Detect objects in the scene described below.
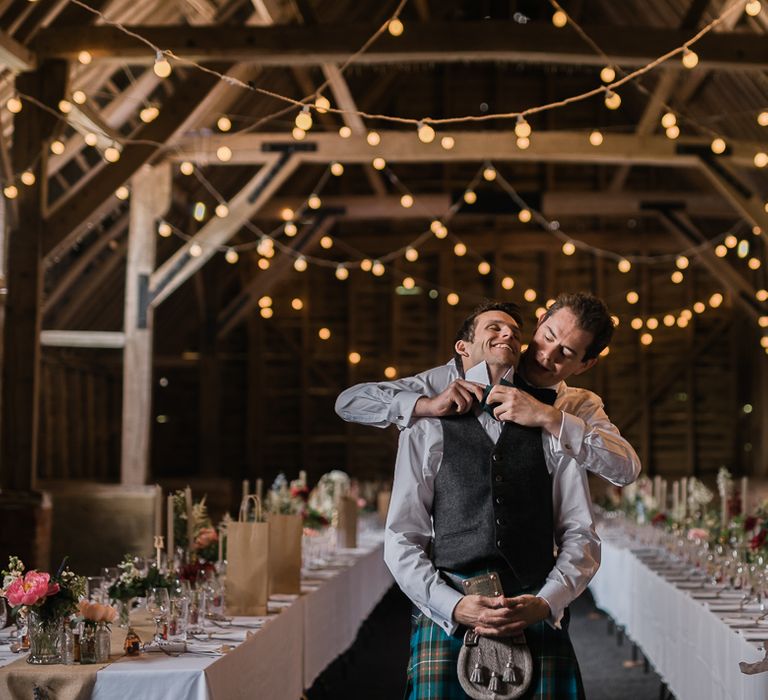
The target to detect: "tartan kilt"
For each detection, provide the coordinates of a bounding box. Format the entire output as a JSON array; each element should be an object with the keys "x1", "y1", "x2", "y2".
[{"x1": 405, "y1": 608, "x2": 585, "y2": 700}]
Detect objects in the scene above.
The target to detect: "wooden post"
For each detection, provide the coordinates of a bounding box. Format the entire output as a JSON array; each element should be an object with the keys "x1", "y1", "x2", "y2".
[
  {"x1": 121, "y1": 163, "x2": 171, "y2": 485},
  {"x1": 0, "y1": 60, "x2": 66, "y2": 492}
]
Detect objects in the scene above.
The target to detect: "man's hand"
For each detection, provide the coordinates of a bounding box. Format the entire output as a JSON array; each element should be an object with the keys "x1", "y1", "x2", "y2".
[
  {"x1": 453, "y1": 594, "x2": 550, "y2": 637},
  {"x1": 412, "y1": 380, "x2": 485, "y2": 417},
  {"x1": 486, "y1": 385, "x2": 562, "y2": 435}
]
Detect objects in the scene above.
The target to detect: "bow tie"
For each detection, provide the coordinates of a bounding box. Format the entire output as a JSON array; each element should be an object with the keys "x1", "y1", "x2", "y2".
[{"x1": 479, "y1": 373, "x2": 557, "y2": 418}]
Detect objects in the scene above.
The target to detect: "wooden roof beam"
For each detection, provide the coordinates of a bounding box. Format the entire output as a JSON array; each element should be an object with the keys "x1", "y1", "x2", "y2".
[
  {"x1": 32, "y1": 22, "x2": 768, "y2": 71},
  {"x1": 0, "y1": 29, "x2": 36, "y2": 72},
  {"x1": 167, "y1": 130, "x2": 760, "y2": 168}
]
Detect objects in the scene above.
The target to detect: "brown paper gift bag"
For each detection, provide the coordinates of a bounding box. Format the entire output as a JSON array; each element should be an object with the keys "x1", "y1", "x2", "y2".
[
  {"x1": 336, "y1": 495, "x2": 358, "y2": 549},
  {"x1": 266, "y1": 513, "x2": 303, "y2": 595},
  {"x1": 225, "y1": 495, "x2": 269, "y2": 616}
]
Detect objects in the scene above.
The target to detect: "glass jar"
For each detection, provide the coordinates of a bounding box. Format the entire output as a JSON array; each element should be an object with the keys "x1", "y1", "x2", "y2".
[
  {"x1": 80, "y1": 622, "x2": 98, "y2": 664},
  {"x1": 26, "y1": 609, "x2": 63, "y2": 665},
  {"x1": 96, "y1": 622, "x2": 110, "y2": 662}
]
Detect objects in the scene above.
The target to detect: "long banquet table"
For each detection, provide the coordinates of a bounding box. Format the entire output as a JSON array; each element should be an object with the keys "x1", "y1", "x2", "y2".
[
  {"x1": 0, "y1": 528, "x2": 393, "y2": 700},
  {"x1": 590, "y1": 523, "x2": 768, "y2": 700}
]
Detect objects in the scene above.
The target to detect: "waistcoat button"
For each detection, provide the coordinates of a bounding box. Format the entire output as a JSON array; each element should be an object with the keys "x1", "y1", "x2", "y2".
[
  {"x1": 491, "y1": 453, "x2": 502, "y2": 462},
  {"x1": 497, "y1": 539, "x2": 504, "y2": 548},
  {"x1": 495, "y1": 475, "x2": 503, "y2": 483},
  {"x1": 496, "y1": 496, "x2": 505, "y2": 505}
]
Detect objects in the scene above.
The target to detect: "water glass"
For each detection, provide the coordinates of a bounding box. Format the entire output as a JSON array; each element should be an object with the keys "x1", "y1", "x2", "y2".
[
  {"x1": 187, "y1": 588, "x2": 206, "y2": 634},
  {"x1": 146, "y1": 587, "x2": 170, "y2": 642},
  {"x1": 86, "y1": 577, "x2": 105, "y2": 603},
  {"x1": 166, "y1": 597, "x2": 189, "y2": 642}
]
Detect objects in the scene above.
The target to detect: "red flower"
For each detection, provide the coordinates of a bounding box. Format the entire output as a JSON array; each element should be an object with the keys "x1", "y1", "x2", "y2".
[
  {"x1": 290, "y1": 485, "x2": 310, "y2": 501},
  {"x1": 652, "y1": 512, "x2": 667, "y2": 525},
  {"x1": 750, "y1": 529, "x2": 767, "y2": 551},
  {"x1": 744, "y1": 516, "x2": 758, "y2": 532}
]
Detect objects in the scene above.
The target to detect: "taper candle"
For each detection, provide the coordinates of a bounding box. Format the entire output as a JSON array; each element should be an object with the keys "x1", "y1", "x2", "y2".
[
  {"x1": 167, "y1": 494, "x2": 175, "y2": 563},
  {"x1": 672, "y1": 481, "x2": 679, "y2": 516},
  {"x1": 154, "y1": 484, "x2": 163, "y2": 537},
  {"x1": 680, "y1": 478, "x2": 687, "y2": 518},
  {"x1": 742, "y1": 477, "x2": 749, "y2": 516},
  {"x1": 185, "y1": 486, "x2": 194, "y2": 550}
]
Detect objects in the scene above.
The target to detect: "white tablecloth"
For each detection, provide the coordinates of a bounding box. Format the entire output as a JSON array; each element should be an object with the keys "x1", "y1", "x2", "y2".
[
  {"x1": 0, "y1": 527, "x2": 393, "y2": 699},
  {"x1": 590, "y1": 532, "x2": 768, "y2": 700}
]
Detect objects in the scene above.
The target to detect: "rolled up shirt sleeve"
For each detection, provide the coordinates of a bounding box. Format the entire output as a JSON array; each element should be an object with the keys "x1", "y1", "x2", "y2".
[
  {"x1": 383, "y1": 419, "x2": 464, "y2": 634},
  {"x1": 547, "y1": 389, "x2": 641, "y2": 486}
]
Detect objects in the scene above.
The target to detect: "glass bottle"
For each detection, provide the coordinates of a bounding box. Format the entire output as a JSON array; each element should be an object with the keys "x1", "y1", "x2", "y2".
[
  {"x1": 96, "y1": 622, "x2": 111, "y2": 662},
  {"x1": 80, "y1": 623, "x2": 98, "y2": 664},
  {"x1": 61, "y1": 619, "x2": 75, "y2": 665}
]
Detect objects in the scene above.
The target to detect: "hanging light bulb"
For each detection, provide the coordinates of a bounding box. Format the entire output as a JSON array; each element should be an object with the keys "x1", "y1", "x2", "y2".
[
  {"x1": 666, "y1": 125, "x2": 680, "y2": 139},
  {"x1": 693, "y1": 301, "x2": 706, "y2": 314},
  {"x1": 626, "y1": 290, "x2": 639, "y2": 304},
  {"x1": 515, "y1": 116, "x2": 532, "y2": 138},
  {"x1": 441, "y1": 136, "x2": 455, "y2": 150},
  {"x1": 260, "y1": 307, "x2": 273, "y2": 319},
  {"x1": 417, "y1": 122, "x2": 435, "y2": 143},
  {"x1": 640, "y1": 333, "x2": 653, "y2": 346},
  {"x1": 58, "y1": 99, "x2": 72, "y2": 114},
  {"x1": 284, "y1": 222, "x2": 297, "y2": 236},
  {"x1": 725, "y1": 234, "x2": 738, "y2": 248},
  {"x1": 215, "y1": 203, "x2": 229, "y2": 218},
  {"x1": 681, "y1": 48, "x2": 699, "y2": 69},
  {"x1": 84, "y1": 132, "x2": 98, "y2": 147},
  {"x1": 518, "y1": 209, "x2": 532, "y2": 223},
  {"x1": 446, "y1": 292, "x2": 460, "y2": 306},
  {"x1": 6, "y1": 96, "x2": 22, "y2": 114},
  {"x1": 463, "y1": 190, "x2": 477, "y2": 204},
  {"x1": 217, "y1": 116, "x2": 232, "y2": 132},
  {"x1": 294, "y1": 256, "x2": 308, "y2": 272},
  {"x1": 483, "y1": 166, "x2": 497, "y2": 181},
  {"x1": 477, "y1": 261, "x2": 491, "y2": 275},
  {"x1": 216, "y1": 146, "x2": 232, "y2": 162},
  {"x1": 3, "y1": 185, "x2": 18, "y2": 199},
  {"x1": 501, "y1": 276, "x2": 514, "y2": 290},
  {"x1": 524, "y1": 288, "x2": 537, "y2": 302},
  {"x1": 611, "y1": 315, "x2": 619, "y2": 326},
  {"x1": 366, "y1": 131, "x2": 381, "y2": 146},
  {"x1": 225, "y1": 248, "x2": 239, "y2": 264},
  {"x1": 710, "y1": 137, "x2": 726, "y2": 154},
  {"x1": 180, "y1": 161, "x2": 194, "y2": 176},
  {"x1": 153, "y1": 53, "x2": 172, "y2": 78},
  {"x1": 292, "y1": 127, "x2": 306, "y2": 141},
  {"x1": 715, "y1": 244, "x2": 727, "y2": 257},
  {"x1": 551, "y1": 10, "x2": 567, "y2": 27},
  {"x1": 320, "y1": 236, "x2": 333, "y2": 249},
  {"x1": 318, "y1": 327, "x2": 331, "y2": 340},
  {"x1": 315, "y1": 95, "x2": 330, "y2": 113},
  {"x1": 295, "y1": 106, "x2": 313, "y2": 131},
  {"x1": 604, "y1": 90, "x2": 621, "y2": 110},
  {"x1": 646, "y1": 318, "x2": 659, "y2": 330},
  {"x1": 348, "y1": 351, "x2": 362, "y2": 364},
  {"x1": 372, "y1": 261, "x2": 386, "y2": 276},
  {"x1": 600, "y1": 66, "x2": 616, "y2": 83},
  {"x1": 308, "y1": 194, "x2": 322, "y2": 209},
  {"x1": 516, "y1": 137, "x2": 530, "y2": 149},
  {"x1": 20, "y1": 170, "x2": 35, "y2": 186},
  {"x1": 339, "y1": 126, "x2": 352, "y2": 138},
  {"x1": 661, "y1": 112, "x2": 677, "y2": 129},
  {"x1": 617, "y1": 258, "x2": 632, "y2": 273},
  {"x1": 630, "y1": 318, "x2": 643, "y2": 330},
  {"x1": 676, "y1": 255, "x2": 689, "y2": 270},
  {"x1": 335, "y1": 265, "x2": 349, "y2": 280},
  {"x1": 258, "y1": 258, "x2": 270, "y2": 270},
  {"x1": 280, "y1": 208, "x2": 295, "y2": 222},
  {"x1": 402, "y1": 277, "x2": 415, "y2": 289},
  {"x1": 115, "y1": 186, "x2": 129, "y2": 200},
  {"x1": 139, "y1": 105, "x2": 159, "y2": 123},
  {"x1": 589, "y1": 130, "x2": 604, "y2": 146},
  {"x1": 671, "y1": 270, "x2": 684, "y2": 284},
  {"x1": 291, "y1": 298, "x2": 304, "y2": 310},
  {"x1": 388, "y1": 18, "x2": 404, "y2": 36},
  {"x1": 78, "y1": 50, "x2": 92, "y2": 65},
  {"x1": 758, "y1": 111, "x2": 768, "y2": 127},
  {"x1": 746, "y1": 0, "x2": 762, "y2": 15},
  {"x1": 50, "y1": 140, "x2": 65, "y2": 155},
  {"x1": 400, "y1": 194, "x2": 414, "y2": 208},
  {"x1": 758, "y1": 289, "x2": 768, "y2": 301},
  {"x1": 749, "y1": 257, "x2": 762, "y2": 269},
  {"x1": 372, "y1": 157, "x2": 386, "y2": 170},
  {"x1": 330, "y1": 162, "x2": 344, "y2": 176},
  {"x1": 360, "y1": 259, "x2": 373, "y2": 272},
  {"x1": 189, "y1": 243, "x2": 203, "y2": 257},
  {"x1": 709, "y1": 293, "x2": 723, "y2": 308},
  {"x1": 158, "y1": 221, "x2": 172, "y2": 237},
  {"x1": 663, "y1": 314, "x2": 675, "y2": 327},
  {"x1": 754, "y1": 152, "x2": 768, "y2": 168},
  {"x1": 453, "y1": 242, "x2": 467, "y2": 257},
  {"x1": 405, "y1": 247, "x2": 419, "y2": 262},
  {"x1": 562, "y1": 241, "x2": 576, "y2": 256}
]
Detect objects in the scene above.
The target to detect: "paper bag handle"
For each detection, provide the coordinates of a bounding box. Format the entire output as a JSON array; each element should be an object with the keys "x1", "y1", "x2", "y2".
[{"x1": 239, "y1": 494, "x2": 263, "y2": 522}]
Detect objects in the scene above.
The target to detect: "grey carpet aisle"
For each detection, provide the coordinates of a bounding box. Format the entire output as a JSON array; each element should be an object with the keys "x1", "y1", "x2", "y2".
[{"x1": 307, "y1": 586, "x2": 670, "y2": 699}]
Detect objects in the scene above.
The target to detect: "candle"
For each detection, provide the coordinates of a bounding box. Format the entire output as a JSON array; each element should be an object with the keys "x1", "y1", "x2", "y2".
[
  {"x1": 256, "y1": 478, "x2": 263, "y2": 503},
  {"x1": 167, "y1": 494, "x2": 175, "y2": 563},
  {"x1": 660, "y1": 480, "x2": 667, "y2": 513},
  {"x1": 741, "y1": 477, "x2": 749, "y2": 516},
  {"x1": 299, "y1": 470, "x2": 307, "y2": 487},
  {"x1": 185, "y1": 486, "x2": 194, "y2": 551},
  {"x1": 672, "y1": 481, "x2": 679, "y2": 517},
  {"x1": 241, "y1": 479, "x2": 249, "y2": 505},
  {"x1": 680, "y1": 478, "x2": 687, "y2": 518},
  {"x1": 217, "y1": 525, "x2": 224, "y2": 564},
  {"x1": 154, "y1": 484, "x2": 163, "y2": 537}
]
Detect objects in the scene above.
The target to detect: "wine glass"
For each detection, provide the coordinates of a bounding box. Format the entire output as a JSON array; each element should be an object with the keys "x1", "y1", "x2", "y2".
[
  {"x1": 146, "y1": 587, "x2": 170, "y2": 642},
  {"x1": 0, "y1": 597, "x2": 7, "y2": 630}
]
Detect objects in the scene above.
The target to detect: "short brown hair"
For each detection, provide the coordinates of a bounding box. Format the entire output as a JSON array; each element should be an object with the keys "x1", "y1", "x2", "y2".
[
  {"x1": 543, "y1": 292, "x2": 614, "y2": 361},
  {"x1": 454, "y1": 300, "x2": 524, "y2": 348}
]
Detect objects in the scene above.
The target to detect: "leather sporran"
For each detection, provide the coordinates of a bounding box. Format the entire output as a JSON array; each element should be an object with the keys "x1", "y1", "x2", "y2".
[{"x1": 454, "y1": 572, "x2": 533, "y2": 699}]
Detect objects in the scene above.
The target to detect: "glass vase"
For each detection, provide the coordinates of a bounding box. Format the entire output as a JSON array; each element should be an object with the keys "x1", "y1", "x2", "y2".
[
  {"x1": 26, "y1": 609, "x2": 63, "y2": 665},
  {"x1": 80, "y1": 623, "x2": 98, "y2": 664},
  {"x1": 117, "y1": 598, "x2": 134, "y2": 628}
]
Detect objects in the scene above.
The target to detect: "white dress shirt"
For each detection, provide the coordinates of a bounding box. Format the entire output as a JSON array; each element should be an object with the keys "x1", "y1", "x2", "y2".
[
  {"x1": 335, "y1": 359, "x2": 641, "y2": 487},
  {"x1": 383, "y1": 363, "x2": 600, "y2": 635}
]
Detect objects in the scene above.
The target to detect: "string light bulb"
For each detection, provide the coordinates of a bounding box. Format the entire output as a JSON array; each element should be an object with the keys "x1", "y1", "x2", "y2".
[
  {"x1": 646, "y1": 318, "x2": 659, "y2": 330},
  {"x1": 400, "y1": 194, "x2": 414, "y2": 208},
  {"x1": 84, "y1": 133, "x2": 98, "y2": 147},
  {"x1": 618, "y1": 258, "x2": 632, "y2": 273},
  {"x1": 524, "y1": 289, "x2": 537, "y2": 302},
  {"x1": 294, "y1": 256, "x2": 308, "y2": 272},
  {"x1": 78, "y1": 50, "x2": 92, "y2": 65},
  {"x1": 446, "y1": 292, "x2": 460, "y2": 306},
  {"x1": 630, "y1": 318, "x2": 643, "y2": 330},
  {"x1": 335, "y1": 265, "x2": 349, "y2": 280},
  {"x1": 315, "y1": 95, "x2": 330, "y2": 113},
  {"x1": 308, "y1": 194, "x2": 322, "y2": 209},
  {"x1": 676, "y1": 255, "x2": 689, "y2": 269},
  {"x1": 760, "y1": 316, "x2": 768, "y2": 328},
  {"x1": 463, "y1": 190, "x2": 477, "y2": 205},
  {"x1": 225, "y1": 248, "x2": 239, "y2": 264},
  {"x1": 360, "y1": 259, "x2": 373, "y2": 272},
  {"x1": 677, "y1": 316, "x2": 689, "y2": 328},
  {"x1": 671, "y1": 271, "x2": 684, "y2": 283},
  {"x1": 258, "y1": 258, "x2": 270, "y2": 270},
  {"x1": 483, "y1": 166, "x2": 497, "y2": 181},
  {"x1": 372, "y1": 261, "x2": 385, "y2": 276},
  {"x1": 153, "y1": 54, "x2": 172, "y2": 78},
  {"x1": 711, "y1": 137, "x2": 726, "y2": 154},
  {"x1": 320, "y1": 236, "x2": 333, "y2": 249},
  {"x1": 417, "y1": 122, "x2": 435, "y2": 143},
  {"x1": 661, "y1": 112, "x2": 677, "y2": 128},
  {"x1": 562, "y1": 241, "x2": 576, "y2": 256},
  {"x1": 20, "y1": 170, "x2": 35, "y2": 186},
  {"x1": 216, "y1": 146, "x2": 232, "y2": 162},
  {"x1": 291, "y1": 298, "x2": 304, "y2": 310},
  {"x1": 260, "y1": 307, "x2": 273, "y2": 319},
  {"x1": 388, "y1": 18, "x2": 404, "y2": 36},
  {"x1": 589, "y1": 130, "x2": 604, "y2": 146},
  {"x1": 292, "y1": 127, "x2": 306, "y2": 141},
  {"x1": 551, "y1": 10, "x2": 567, "y2": 27},
  {"x1": 516, "y1": 137, "x2": 530, "y2": 149},
  {"x1": 189, "y1": 243, "x2": 203, "y2": 257},
  {"x1": 640, "y1": 333, "x2": 653, "y2": 346},
  {"x1": 715, "y1": 244, "x2": 727, "y2": 257},
  {"x1": 366, "y1": 131, "x2": 381, "y2": 146},
  {"x1": 518, "y1": 209, "x2": 532, "y2": 223},
  {"x1": 217, "y1": 116, "x2": 231, "y2": 132},
  {"x1": 600, "y1": 66, "x2": 615, "y2": 83},
  {"x1": 72, "y1": 90, "x2": 86, "y2": 105},
  {"x1": 158, "y1": 221, "x2": 172, "y2": 237},
  {"x1": 693, "y1": 301, "x2": 706, "y2": 313},
  {"x1": 58, "y1": 99, "x2": 72, "y2": 114},
  {"x1": 384, "y1": 367, "x2": 397, "y2": 379},
  {"x1": 453, "y1": 242, "x2": 467, "y2": 256},
  {"x1": 405, "y1": 247, "x2": 419, "y2": 262},
  {"x1": 754, "y1": 152, "x2": 768, "y2": 168},
  {"x1": 140, "y1": 105, "x2": 159, "y2": 123},
  {"x1": 758, "y1": 111, "x2": 768, "y2": 127},
  {"x1": 604, "y1": 90, "x2": 621, "y2": 110},
  {"x1": 372, "y1": 157, "x2": 386, "y2": 170},
  {"x1": 318, "y1": 327, "x2": 331, "y2": 340},
  {"x1": 339, "y1": 126, "x2": 352, "y2": 138},
  {"x1": 3, "y1": 185, "x2": 18, "y2": 199},
  {"x1": 180, "y1": 161, "x2": 194, "y2": 176},
  {"x1": 746, "y1": 1, "x2": 762, "y2": 16},
  {"x1": 666, "y1": 125, "x2": 680, "y2": 139},
  {"x1": 50, "y1": 140, "x2": 65, "y2": 155},
  {"x1": 663, "y1": 314, "x2": 675, "y2": 327},
  {"x1": 441, "y1": 136, "x2": 455, "y2": 150},
  {"x1": 749, "y1": 257, "x2": 762, "y2": 269},
  {"x1": 193, "y1": 202, "x2": 206, "y2": 221},
  {"x1": 709, "y1": 293, "x2": 723, "y2": 308},
  {"x1": 501, "y1": 276, "x2": 514, "y2": 290},
  {"x1": 115, "y1": 186, "x2": 129, "y2": 200},
  {"x1": 280, "y1": 208, "x2": 295, "y2": 222},
  {"x1": 295, "y1": 107, "x2": 313, "y2": 131},
  {"x1": 6, "y1": 97, "x2": 21, "y2": 113},
  {"x1": 515, "y1": 116, "x2": 532, "y2": 138},
  {"x1": 725, "y1": 234, "x2": 738, "y2": 248},
  {"x1": 758, "y1": 289, "x2": 768, "y2": 302},
  {"x1": 215, "y1": 203, "x2": 229, "y2": 218},
  {"x1": 626, "y1": 290, "x2": 639, "y2": 304},
  {"x1": 681, "y1": 48, "x2": 699, "y2": 69},
  {"x1": 330, "y1": 162, "x2": 344, "y2": 176},
  {"x1": 282, "y1": 222, "x2": 296, "y2": 237},
  {"x1": 477, "y1": 261, "x2": 491, "y2": 275}
]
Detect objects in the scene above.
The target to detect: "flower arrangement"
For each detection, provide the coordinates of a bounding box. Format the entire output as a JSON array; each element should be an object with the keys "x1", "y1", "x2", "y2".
[
  {"x1": 308, "y1": 470, "x2": 351, "y2": 521},
  {"x1": 266, "y1": 473, "x2": 307, "y2": 516},
  {"x1": 78, "y1": 600, "x2": 117, "y2": 625},
  {"x1": 1, "y1": 556, "x2": 84, "y2": 622},
  {"x1": 171, "y1": 491, "x2": 220, "y2": 562},
  {"x1": 107, "y1": 555, "x2": 172, "y2": 601}
]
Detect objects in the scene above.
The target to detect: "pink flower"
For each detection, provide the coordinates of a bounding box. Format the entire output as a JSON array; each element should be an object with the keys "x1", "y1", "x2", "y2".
[
  {"x1": 194, "y1": 527, "x2": 218, "y2": 550},
  {"x1": 4, "y1": 571, "x2": 57, "y2": 607},
  {"x1": 687, "y1": 528, "x2": 709, "y2": 541}
]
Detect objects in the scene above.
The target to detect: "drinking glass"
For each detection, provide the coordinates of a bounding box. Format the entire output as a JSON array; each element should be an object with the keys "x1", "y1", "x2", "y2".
[
  {"x1": 86, "y1": 576, "x2": 105, "y2": 603},
  {"x1": 166, "y1": 597, "x2": 189, "y2": 643},
  {"x1": 187, "y1": 588, "x2": 206, "y2": 634},
  {"x1": 0, "y1": 597, "x2": 7, "y2": 630},
  {"x1": 146, "y1": 587, "x2": 170, "y2": 642}
]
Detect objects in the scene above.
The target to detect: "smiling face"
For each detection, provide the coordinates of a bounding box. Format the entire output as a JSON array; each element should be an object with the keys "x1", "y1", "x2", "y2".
[
  {"x1": 454, "y1": 310, "x2": 522, "y2": 376},
  {"x1": 521, "y1": 307, "x2": 598, "y2": 387}
]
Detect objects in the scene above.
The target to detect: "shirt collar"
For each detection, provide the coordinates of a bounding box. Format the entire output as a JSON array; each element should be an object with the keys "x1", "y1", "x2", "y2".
[{"x1": 464, "y1": 361, "x2": 515, "y2": 386}]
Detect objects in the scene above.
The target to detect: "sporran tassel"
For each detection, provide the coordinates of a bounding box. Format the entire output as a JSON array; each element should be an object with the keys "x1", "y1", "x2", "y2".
[
  {"x1": 488, "y1": 671, "x2": 500, "y2": 692},
  {"x1": 470, "y1": 662, "x2": 485, "y2": 684}
]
